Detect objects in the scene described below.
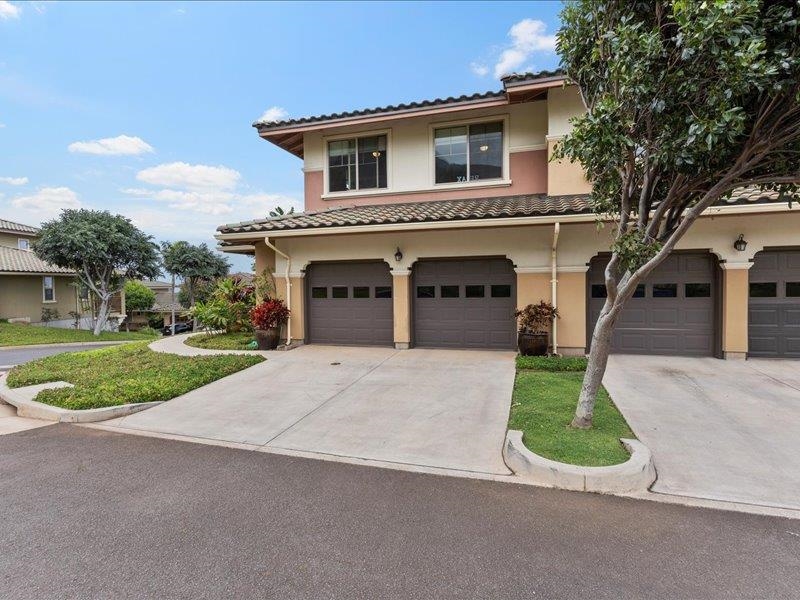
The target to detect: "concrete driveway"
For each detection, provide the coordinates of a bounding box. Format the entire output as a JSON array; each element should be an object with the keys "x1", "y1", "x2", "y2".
[
  {"x1": 604, "y1": 355, "x2": 800, "y2": 511},
  {"x1": 101, "y1": 345, "x2": 515, "y2": 475}
]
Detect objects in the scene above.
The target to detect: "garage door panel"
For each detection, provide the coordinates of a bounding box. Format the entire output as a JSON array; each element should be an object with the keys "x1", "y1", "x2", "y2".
[
  {"x1": 748, "y1": 250, "x2": 800, "y2": 357},
  {"x1": 307, "y1": 262, "x2": 393, "y2": 346},
  {"x1": 589, "y1": 253, "x2": 716, "y2": 356},
  {"x1": 413, "y1": 258, "x2": 516, "y2": 350}
]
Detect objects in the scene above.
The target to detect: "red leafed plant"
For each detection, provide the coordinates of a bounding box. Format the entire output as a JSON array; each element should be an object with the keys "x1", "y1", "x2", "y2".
[{"x1": 249, "y1": 299, "x2": 290, "y2": 330}]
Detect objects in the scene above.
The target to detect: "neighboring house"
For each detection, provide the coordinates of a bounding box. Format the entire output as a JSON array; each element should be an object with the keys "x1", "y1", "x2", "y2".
[
  {"x1": 215, "y1": 71, "x2": 800, "y2": 359},
  {"x1": 126, "y1": 280, "x2": 184, "y2": 330},
  {"x1": 0, "y1": 218, "x2": 125, "y2": 330}
]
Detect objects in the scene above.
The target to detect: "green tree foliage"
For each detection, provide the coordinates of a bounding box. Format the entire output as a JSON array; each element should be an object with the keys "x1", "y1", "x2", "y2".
[
  {"x1": 124, "y1": 280, "x2": 156, "y2": 321},
  {"x1": 188, "y1": 276, "x2": 256, "y2": 334},
  {"x1": 160, "y1": 241, "x2": 229, "y2": 308},
  {"x1": 33, "y1": 210, "x2": 160, "y2": 335},
  {"x1": 556, "y1": 0, "x2": 800, "y2": 427}
]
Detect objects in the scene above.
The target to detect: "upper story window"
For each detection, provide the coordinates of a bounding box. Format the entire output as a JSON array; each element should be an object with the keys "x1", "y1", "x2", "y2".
[
  {"x1": 434, "y1": 121, "x2": 503, "y2": 184},
  {"x1": 328, "y1": 134, "x2": 387, "y2": 192},
  {"x1": 18, "y1": 238, "x2": 30, "y2": 251}
]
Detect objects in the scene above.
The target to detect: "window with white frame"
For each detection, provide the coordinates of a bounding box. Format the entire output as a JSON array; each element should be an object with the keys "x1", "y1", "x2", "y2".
[
  {"x1": 42, "y1": 276, "x2": 55, "y2": 302},
  {"x1": 328, "y1": 134, "x2": 387, "y2": 192},
  {"x1": 18, "y1": 238, "x2": 30, "y2": 251},
  {"x1": 434, "y1": 121, "x2": 503, "y2": 184}
]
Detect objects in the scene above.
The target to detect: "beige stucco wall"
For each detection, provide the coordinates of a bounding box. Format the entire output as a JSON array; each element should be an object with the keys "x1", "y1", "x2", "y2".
[
  {"x1": 0, "y1": 231, "x2": 36, "y2": 249},
  {"x1": 0, "y1": 274, "x2": 78, "y2": 323},
  {"x1": 547, "y1": 138, "x2": 593, "y2": 197},
  {"x1": 556, "y1": 271, "x2": 588, "y2": 354},
  {"x1": 392, "y1": 273, "x2": 411, "y2": 347},
  {"x1": 721, "y1": 265, "x2": 750, "y2": 358}
]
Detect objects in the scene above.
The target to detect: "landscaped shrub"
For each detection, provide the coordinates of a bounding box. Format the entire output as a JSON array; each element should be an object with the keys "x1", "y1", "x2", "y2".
[
  {"x1": 250, "y1": 299, "x2": 290, "y2": 330},
  {"x1": 189, "y1": 276, "x2": 257, "y2": 333},
  {"x1": 515, "y1": 355, "x2": 588, "y2": 372}
]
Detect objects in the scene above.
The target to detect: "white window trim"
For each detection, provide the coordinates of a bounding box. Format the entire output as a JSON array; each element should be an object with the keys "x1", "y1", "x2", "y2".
[
  {"x1": 18, "y1": 238, "x2": 30, "y2": 251},
  {"x1": 322, "y1": 129, "x2": 393, "y2": 196},
  {"x1": 428, "y1": 114, "x2": 510, "y2": 188},
  {"x1": 42, "y1": 276, "x2": 56, "y2": 303}
]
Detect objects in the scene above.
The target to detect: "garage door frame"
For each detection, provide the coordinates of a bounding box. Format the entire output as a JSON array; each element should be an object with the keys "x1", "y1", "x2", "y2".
[
  {"x1": 411, "y1": 256, "x2": 517, "y2": 350},
  {"x1": 304, "y1": 260, "x2": 394, "y2": 347},
  {"x1": 586, "y1": 250, "x2": 722, "y2": 357}
]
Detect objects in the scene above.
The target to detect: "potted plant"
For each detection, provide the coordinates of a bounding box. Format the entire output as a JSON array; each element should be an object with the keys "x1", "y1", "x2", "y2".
[
  {"x1": 249, "y1": 299, "x2": 291, "y2": 350},
  {"x1": 514, "y1": 301, "x2": 559, "y2": 356}
]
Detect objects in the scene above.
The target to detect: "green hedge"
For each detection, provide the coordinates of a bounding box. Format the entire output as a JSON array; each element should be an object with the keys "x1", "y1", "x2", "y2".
[{"x1": 515, "y1": 355, "x2": 588, "y2": 372}]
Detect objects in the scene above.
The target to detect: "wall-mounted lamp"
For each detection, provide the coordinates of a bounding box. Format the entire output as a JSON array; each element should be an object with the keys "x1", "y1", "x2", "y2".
[
  {"x1": 479, "y1": 144, "x2": 489, "y2": 152},
  {"x1": 733, "y1": 234, "x2": 748, "y2": 252},
  {"x1": 394, "y1": 247, "x2": 403, "y2": 262},
  {"x1": 372, "y1": 151, "x2": 382, "y2": 158}
]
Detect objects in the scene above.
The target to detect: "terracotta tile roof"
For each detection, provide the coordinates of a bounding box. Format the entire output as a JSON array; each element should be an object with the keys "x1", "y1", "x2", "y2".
[
  {"x1": 717, "y1": 186, "x2": 790, "y2": 205},
  {"x1": 500, "y1": 69, "x2": 566, "y2": 86},
  {"x1": 0, "y1": 218, "x2": 39, "y2": 235},
  {"x1": 254, "y1": 69, "x2": 567, "y2": 130},
  {"x1": 0, "y1": 246, "x2": 74, "y2": 274},
  {"x1": 217, "y1": 193, "x2": 591, "y2": 235}
]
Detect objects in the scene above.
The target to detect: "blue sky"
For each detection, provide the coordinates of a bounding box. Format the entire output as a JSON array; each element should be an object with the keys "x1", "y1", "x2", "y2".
[{"x1": 0, "y1": 1, "x2": 563, "y2": 271}]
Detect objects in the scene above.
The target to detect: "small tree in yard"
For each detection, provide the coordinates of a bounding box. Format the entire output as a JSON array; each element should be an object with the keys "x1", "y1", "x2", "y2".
[
  {"x1": 161, "y1": 241, "x2": 229, "y2": 308},
  {"x1": 123, "y1": 280, "x2": 156, "y2": 330},
  {"x1": 34, "y1": 210, "x2": 161, "y2": 335},
  {"x1": 556, "y1": 0, "x2": 800, "y2": 428}
]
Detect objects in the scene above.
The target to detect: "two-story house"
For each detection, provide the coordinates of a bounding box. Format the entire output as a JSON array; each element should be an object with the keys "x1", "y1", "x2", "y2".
[
  {"x1": 0, "y1": 218, "x2": 125, "y2": 330},
  {"x1": 215, "y1": 71, "x2": 800, "y2": 359}
]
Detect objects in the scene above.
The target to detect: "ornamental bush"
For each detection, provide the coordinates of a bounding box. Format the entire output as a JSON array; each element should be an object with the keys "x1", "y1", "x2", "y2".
[{"x1": 249, "y1": 299, "x2": 290, "y2": 330}]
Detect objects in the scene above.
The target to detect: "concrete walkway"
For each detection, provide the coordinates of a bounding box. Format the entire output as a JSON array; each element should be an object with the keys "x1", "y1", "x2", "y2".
[
  {"x1": 0, "y1": 402, "x2": 51, "y2": 436},
  {"x1": 604, "y1": 355, "x2": 800, "y2": 511},
  {"x1": 100, "y1": 344, "x2": 515, "y2": 476}
]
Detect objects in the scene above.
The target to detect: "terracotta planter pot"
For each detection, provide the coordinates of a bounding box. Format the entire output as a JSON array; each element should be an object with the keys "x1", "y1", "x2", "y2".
[
  {"x1": 254, "y1": 328, "x2": 281, "y2": 350},
  {"x1": 518, "y1": 332, "x2": 549, "y2": 356}
]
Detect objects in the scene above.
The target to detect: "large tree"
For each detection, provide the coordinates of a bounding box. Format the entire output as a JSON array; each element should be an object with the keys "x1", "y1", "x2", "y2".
[
  {"x1": 123, "y1": 280, "x2": 156, "y2": 330},
  {"x1": 34, "y1": 210, "x2": 161, "y2": 335},
  {"x1": 556, "y1": 0, "x2": 800, "y2": 428},
  {"x1": 160, "y1": 240, "x2": 229, "y2": 309}
]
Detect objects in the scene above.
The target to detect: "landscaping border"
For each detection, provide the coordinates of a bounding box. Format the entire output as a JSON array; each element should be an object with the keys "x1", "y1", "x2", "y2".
[
  {"x1": 504, "y1": 429, "x2": 656, "y2": 494},
  {"x1": 0, "y1": 374, "x2": 162, "y2": 423}
]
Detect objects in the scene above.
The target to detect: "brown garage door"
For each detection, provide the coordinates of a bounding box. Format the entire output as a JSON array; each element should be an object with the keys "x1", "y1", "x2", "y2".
[
  {"x1": 748, "y1": 249, "x2": 800, "y2": 358},
  {"x1": 588, "y1": 253, "x2": 717, "y2": 356},
  {"x1": 306, "y1": 261, "x2": 393, "y2": 346},
  {"x1": 413, "y1": 258, "x2": 516, "y2": 349}
]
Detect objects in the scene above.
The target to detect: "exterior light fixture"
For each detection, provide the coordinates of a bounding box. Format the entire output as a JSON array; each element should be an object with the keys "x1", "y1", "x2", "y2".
[
  {"x1": 372, "y1": 151, "x2": 381, "y2": 158},
  {"x1": 479, "y1": 144, "x2": 489, "y2": 152},
  {"x1": 394, "y1": 247, "x2": 403, "y2": 262},
  {"x1": 733, "y1": 234, "x2": 748, "y2": 252}
]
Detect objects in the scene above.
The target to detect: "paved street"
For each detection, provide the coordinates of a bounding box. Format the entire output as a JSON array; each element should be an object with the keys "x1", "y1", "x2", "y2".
[
  {"x1": 1, "y1": 425, "x2": 798, "y2": 599},
  {"x1": 0, "y1": 344, "x2": 121, "y2": 371}
]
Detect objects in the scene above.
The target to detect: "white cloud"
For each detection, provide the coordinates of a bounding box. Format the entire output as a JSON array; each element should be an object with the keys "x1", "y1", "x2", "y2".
[
  {"x1": 257, "y1": 106, "x2": 288, "y2": 123},
  {"x1": 68, "y1": 134, "x2": 154, "y2": 156},
  {"x1": 470, "y1": 62, "x2": 489, "y2": 77},
  {"x1": 0, "y1": 176, "x2": 28, "y2": 185},
  {"x1": 0, "y1": 123, "x2": 6, "y2": 129},
  {"x1": 136, "y1": 161, "x2": 240, "y2": 191},
  {"x1": 122, "y1": 187, "x2": 235, "y2": 215},
  {"x1": 0, "y1": 1, "x2": 21, "y2": 20},
  {"x1": 492, "y1": 19, "x2": 557, "y2": 79},
  {"x1": 11, "y1": 186, "x2": 81, "y2": 217}
]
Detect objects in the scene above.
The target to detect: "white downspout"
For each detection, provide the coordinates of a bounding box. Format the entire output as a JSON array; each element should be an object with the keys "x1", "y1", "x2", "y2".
[
  {"x1": 551, "y1": 222, "x2": 560, "y2": 356},
  {"x1": 263, "y1": 237, "x2": 292, "y2": 345}
]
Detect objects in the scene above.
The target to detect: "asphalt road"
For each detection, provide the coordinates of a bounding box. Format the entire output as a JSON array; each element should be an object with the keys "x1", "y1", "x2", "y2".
[
  {"x1": 0, "y1": 344, "x2": 119, "y2": 369},
  {"x1": 1, "y1": 425, "x2": 798, "y2": 600}
]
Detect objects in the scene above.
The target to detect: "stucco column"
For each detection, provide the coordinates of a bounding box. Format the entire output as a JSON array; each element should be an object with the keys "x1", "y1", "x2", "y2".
[
  {"x1": 721, "y1": 262, "x2": 751, "y2": 360},
  {"x1": 391, "y1": 270, "x2": 411, "y2": 350},
  {"x1": 276, "y1": 272, "x2": 305, "y2": 344},
  {"x1": 555, "y1": 267, "x2": 588, "y2": 356},
  {"x1": 253, "y1": 241, "x2": 276, "y2": 277},
  {"x1": 515, "y1": 268, "x2": 551, "y2": 306}
]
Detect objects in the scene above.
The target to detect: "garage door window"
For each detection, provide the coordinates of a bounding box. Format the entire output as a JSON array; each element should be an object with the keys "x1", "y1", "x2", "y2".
[
  {"x1": 375, "y1": 286, "x2": 392, "y2": 299},
  {"x1": 685, "y1": 283, "x2": 711, "y2": 298},
  {"x1": 353, "y1": 286, "x2": 370, "y2": 298},
  {"x1": 332, "y1": 287, "x2": 348, "y2": 298},
  {"x1": 311, "y1": 287, "x2": 327, "y2": 299},
  {"x1": 750, "y1": 282, "x2": 777, "y2": 297},
  {"x1": 465, "y1": 285, "x2": 485, "y2": 298},
  {"x1": 417, "y1": 286, "x2": 435, "y2": 298},
  {"x1": 491, "y1": 285, "x2": 511, "y2": 298},
  {"x1": 441, "y1": 285, "x2": 459, "y2": 298},
  {"x1": 786, "y1": 282, "x2": 800, "y2": 297},
  {"x1": 653, "y1": 283, "x2": 677, "y2": 298}
]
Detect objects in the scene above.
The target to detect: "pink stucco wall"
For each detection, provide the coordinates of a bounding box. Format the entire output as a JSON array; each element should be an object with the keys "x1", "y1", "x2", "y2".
[{"x1": 303, "y1": 149, "x2": 547, "y2": 213}]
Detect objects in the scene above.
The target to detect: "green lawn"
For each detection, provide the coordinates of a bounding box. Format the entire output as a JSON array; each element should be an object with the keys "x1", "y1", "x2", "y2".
[
  {"x1": 6, "y1": 342, "x2": 264, "y2": 410},
  {"x1": 184, "y1": 331, "x2": 256, "y2": 351},
  {"x1": 0, "y1": 321, "x2": 158, "y2": 347},
  {"x1": 509, "y1": 359, "x2": 634, "y2": 467}
]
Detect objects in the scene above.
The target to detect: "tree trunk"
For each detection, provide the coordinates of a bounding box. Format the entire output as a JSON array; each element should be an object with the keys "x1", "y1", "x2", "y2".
[
  {"x1": 571, "y1": 307, "x2": 617, "y2": 429},
  {"x1": 93, "y1": 295, "x2": 111, "y2": 336}
]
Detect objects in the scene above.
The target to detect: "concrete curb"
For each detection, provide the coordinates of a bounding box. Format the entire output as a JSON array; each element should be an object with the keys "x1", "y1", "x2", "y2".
[
  {"x1": 149, "y1": 333, "x2": 273, "y2": 357},
  {"x1": 503, "y1": 430, "x2": 656, "y2": 494},
  {"x1": 0, "y1": 340, "x2": 139, "y2": 351},
  {"x1": 0, "y1": 374, "x2": 162, "y2": 423}
]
